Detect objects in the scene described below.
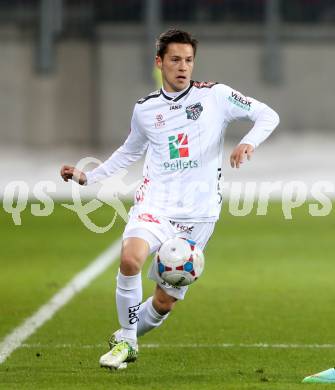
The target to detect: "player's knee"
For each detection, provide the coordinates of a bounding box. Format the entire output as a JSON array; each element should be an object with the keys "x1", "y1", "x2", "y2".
[
  {"x1": 120, "y1": 238, "x2": 149, "y2": 276},
  {"x1": 120, "y1": 252, "x2": 142, "y2": 275}
]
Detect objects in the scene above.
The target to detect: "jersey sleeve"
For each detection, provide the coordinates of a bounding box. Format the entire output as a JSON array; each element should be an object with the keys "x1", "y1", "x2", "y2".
[
  {"x1": 215, "y1": 84, "x2": 280, "y2": 148},
  {"x1": 85, "y1": 106, "x2": 148, "y2": 185}
]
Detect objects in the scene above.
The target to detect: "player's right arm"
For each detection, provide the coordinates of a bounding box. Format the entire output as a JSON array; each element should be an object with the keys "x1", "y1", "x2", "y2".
[{"x1": 60, "y1": 106, "x2": 148, "y2": 185}]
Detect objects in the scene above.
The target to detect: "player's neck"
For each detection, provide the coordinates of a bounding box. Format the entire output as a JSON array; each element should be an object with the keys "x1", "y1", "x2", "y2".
[{"x1": 161, "y1": 83, "x2": 191, "y2": 98}]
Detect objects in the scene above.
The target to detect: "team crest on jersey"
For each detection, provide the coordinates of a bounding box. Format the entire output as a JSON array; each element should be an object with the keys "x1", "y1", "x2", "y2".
[{"x1": 186, "y1": 102, "x2": 203, "y2": 121}]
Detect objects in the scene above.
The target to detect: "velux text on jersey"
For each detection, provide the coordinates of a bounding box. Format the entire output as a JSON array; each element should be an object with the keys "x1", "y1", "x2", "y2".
[{"x1": 228, "y1": 91, "x2": 252, "y2": 111}]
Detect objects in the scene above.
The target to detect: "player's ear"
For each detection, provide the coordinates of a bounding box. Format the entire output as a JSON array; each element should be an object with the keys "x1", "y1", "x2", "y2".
[{"x1": 155, "y1": 56, "x2": 162, "y2": 70}]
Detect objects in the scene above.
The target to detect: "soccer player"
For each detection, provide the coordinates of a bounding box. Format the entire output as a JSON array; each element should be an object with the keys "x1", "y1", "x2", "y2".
[{"x1": 61, "y1": 29, "x2": 280, "y2": 370}]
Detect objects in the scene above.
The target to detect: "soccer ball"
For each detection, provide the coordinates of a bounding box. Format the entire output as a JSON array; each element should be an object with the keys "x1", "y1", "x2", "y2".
[{"x1": 155, "y1": 237, "x2": 205, "y2": 287}]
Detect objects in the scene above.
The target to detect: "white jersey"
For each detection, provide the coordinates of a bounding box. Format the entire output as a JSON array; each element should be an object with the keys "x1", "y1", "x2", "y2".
[{"x1": 86, "y1": 81, "x2": 279, "y2": 221}]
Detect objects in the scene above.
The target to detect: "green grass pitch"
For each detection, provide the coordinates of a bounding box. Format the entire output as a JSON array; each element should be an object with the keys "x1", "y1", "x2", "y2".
[{"x1": 0, "y1": 202, "x2": 334, "y2": 389}]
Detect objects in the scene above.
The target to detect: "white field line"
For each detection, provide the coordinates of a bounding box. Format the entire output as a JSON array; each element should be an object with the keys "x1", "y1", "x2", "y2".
[
  {"x1": 19, "y1": 343, "x2": 335, "y2": 350},
  {"x1": 0, "y1": 238, "x2": 122, "y2": 364}
]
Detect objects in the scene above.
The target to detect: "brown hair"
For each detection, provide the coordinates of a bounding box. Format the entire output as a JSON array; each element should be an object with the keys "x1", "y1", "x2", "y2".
[{"x1": 156, "y1": 29, "x2": 198, "y2": 59}]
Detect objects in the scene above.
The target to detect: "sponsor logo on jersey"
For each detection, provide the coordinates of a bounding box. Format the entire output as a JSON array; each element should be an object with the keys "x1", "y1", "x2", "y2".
[
  {"x1": 186, "y1": 102, "x2": 203, "y2": 120},
  {"x1": 138, "y1": 213, "x2": 160, "y2": 224},
  {"x1": 164, "y1": 133, "x2": 199, "y2": 171},
  {"x1": 228, "y1": 91, "x2": 252, "y2": 111},
  {"x1": 163, "y1": 159, "x2": 199, "y2": 171},
  {"x1": 170, "y1": 104, "x2": 182, "y2": 110},
  {"x1": 170, "y1": 220, "x2": 194, "y2": 234},
  {"x1": 135, "y1": 177, "x2": 150, "y2": 203},
  {"x1": 169, "y1": 133, "x2": 189, "y2": 159},
  {"x1": 155, "y1": 113, "x2": 165, "y2": 128}
]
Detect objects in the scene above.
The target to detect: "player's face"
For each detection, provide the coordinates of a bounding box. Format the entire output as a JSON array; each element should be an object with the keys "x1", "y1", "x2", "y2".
[{"x1": 156, "y1": 43, "x2": 194, "y2": 92}]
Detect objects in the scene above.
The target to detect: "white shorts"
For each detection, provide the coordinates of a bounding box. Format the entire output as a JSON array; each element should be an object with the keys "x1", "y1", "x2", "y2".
[{"x1": 123, "y1": 206, "x2": 215, "y2": 300}]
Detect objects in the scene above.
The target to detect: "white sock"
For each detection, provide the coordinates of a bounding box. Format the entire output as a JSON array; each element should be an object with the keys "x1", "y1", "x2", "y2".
[
  {"x1": 137, "y1": 296, "x2": 169, "y2": 337},
  {"x1": 116, "y1": 270, "x2": 142, "y2": 344}
]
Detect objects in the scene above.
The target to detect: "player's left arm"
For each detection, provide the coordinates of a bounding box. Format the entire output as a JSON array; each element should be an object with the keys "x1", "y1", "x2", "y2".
[
  {"x1": 230, "y1": 103, "x2": 279, "y2": 168},
  {"x1": 230, "y1": 143, "x2": 255, "y2": 169},
  {"x1": 215, "y1": 84, "x2": 280, "y2": 168}
]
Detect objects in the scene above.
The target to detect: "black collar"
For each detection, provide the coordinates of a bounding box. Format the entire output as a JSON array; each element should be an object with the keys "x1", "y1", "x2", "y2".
[{"x1": 160, "y1": 81, "x2": 194, "y2": 102}]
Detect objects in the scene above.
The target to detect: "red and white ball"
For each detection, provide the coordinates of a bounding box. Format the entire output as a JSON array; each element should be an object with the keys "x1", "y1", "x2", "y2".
[{"x1": 155, "y1": 237, "x2": 205, "y2": 286}]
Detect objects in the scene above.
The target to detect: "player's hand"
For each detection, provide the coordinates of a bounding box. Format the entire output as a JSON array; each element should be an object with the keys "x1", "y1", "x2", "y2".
[
  {"x1": 60, "y1": 165, "x2": 87, "y2": 185},
  {"x1": 230, "y1": 144, "x2": 254, "y2": 168}
]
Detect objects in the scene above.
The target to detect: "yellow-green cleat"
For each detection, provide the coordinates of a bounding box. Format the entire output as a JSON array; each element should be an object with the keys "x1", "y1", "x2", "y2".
[
  {"x1": 108, "y1": 331, "x2": 120, "y2": 350},
  {"x1": 100, "y1": 336, "x2": 138, "y2": 370},
  {"x1": 108, "y1": 330, "x2": 138, "y2": 363},
  {"x1": 302, "y1": 368, "x2": 335, "y2": 383}
]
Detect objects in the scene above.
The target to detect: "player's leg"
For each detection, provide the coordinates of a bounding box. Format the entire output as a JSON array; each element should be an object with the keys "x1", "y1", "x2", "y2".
[
  {"x1": 137, "y1": 284, "x2": 177, "y2": 337},
  {"x1": 153, "y1": 284, "x2": 177, "y2": 313},
  {"x1": 101, "y1": 211, "x2": 193, "y2": 369},
  {"x1": 128, "y1": 221, "x2": 216, "y2": 342},
  {"x1": 137, "y1": 220, "x2": 215, "y2": 339},
  {"x1": 116, "y1": 237, "x2": 149, "y2": 341},
  {"x1": 100, "y1": 237, "x2": 149, "y2": 369}
]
